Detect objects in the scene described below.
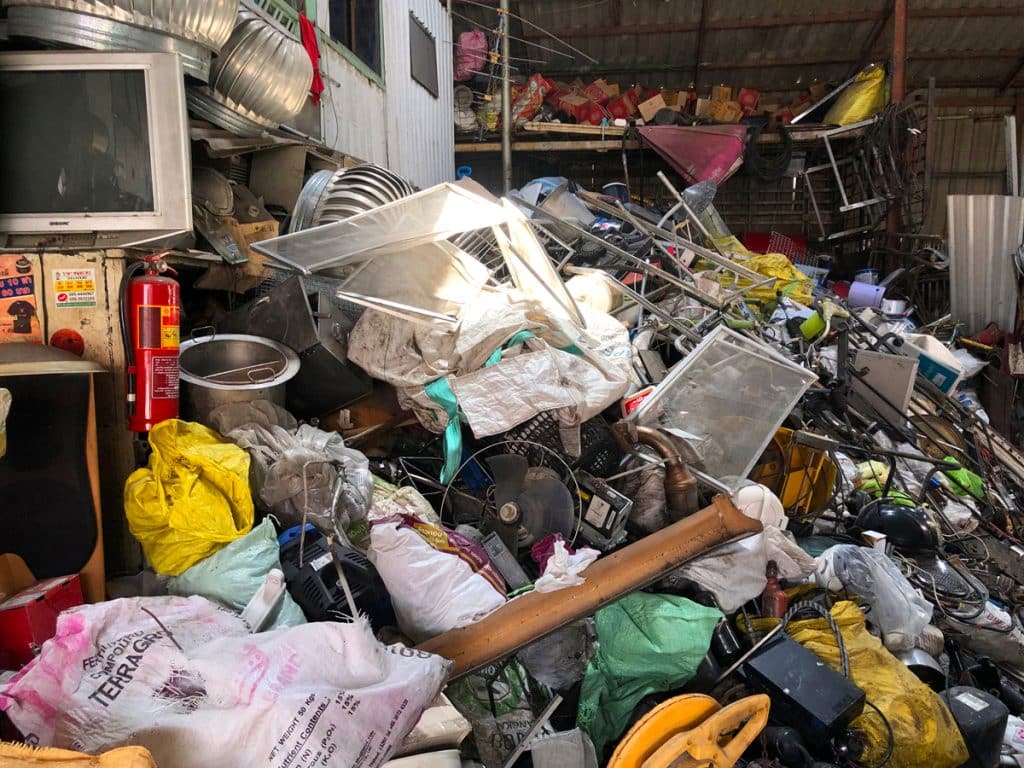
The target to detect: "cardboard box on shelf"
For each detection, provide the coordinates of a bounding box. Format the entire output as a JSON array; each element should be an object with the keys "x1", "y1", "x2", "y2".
[
  {"x1": 0, "y1": 574, "x2": 83, "y2": 668},
  {"x1": 711, "y1": 85, "x2": 733, "y2": 102},
  {"x1": 809, "y1": 82, "x2": 829, "y2": 101},
  {"x1": 638, "y1": 93, "x2": 667, "y2": 122},
  {"x1": 695, "y1": 97, "x2": 713, "y2": 118},
  {"x1": 661, "y1": 88, "x2": 679, "y2": 106},
  {"x1": 710, "y1": 99, "x2": 743, "y2": 123}
]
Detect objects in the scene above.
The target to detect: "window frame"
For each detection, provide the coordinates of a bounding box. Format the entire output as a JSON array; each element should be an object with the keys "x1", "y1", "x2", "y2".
[{"x1": 324, "y1": 0, "x2": 385, "y2": 88}]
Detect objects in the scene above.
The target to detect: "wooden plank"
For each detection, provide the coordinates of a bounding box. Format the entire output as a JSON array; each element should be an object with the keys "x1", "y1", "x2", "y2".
[
  {"x1": 456, "y1": 139, "x2": 641, "y2": 153},
  {"x1": 522, "y1": 121, "x2": 627, "y2": 136}
]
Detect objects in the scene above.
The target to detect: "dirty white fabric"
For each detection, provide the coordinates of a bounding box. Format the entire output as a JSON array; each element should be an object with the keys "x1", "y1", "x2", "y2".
[
  {"x1": 534, "y1": 540, "x2": 600, "y2": 593},
  {"x1": 660, "y1": 484, "x2": 816, "y2": 611},
  {"x1": 349, "y1": 292, "x2": 633, "y2": 441},
  {"x1": 0, "y1": 596, "x2": 449, "y2": 768}
]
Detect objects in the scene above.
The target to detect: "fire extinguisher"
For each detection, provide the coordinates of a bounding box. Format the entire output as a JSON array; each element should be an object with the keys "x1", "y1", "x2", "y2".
[{"x1": 121, "y1": 251, "x2": 180, "y2": 432}]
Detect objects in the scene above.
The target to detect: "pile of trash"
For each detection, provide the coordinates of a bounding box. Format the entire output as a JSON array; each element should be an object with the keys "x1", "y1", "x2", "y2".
[{"x1": 6, "y1": 167, "x2": 1024, "y2": 768}]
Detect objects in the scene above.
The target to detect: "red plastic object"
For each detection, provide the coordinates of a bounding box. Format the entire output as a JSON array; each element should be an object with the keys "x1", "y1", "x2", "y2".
[
  {"x1": 49, "y1": 328, "x2": 85, "y2": 357},
  {"x1": 0, "y1": 575, "x2": 83, "y2": 668}
]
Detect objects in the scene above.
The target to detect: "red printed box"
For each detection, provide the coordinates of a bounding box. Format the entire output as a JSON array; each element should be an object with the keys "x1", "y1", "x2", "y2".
[{"x1": 0, "y1": 575, "x2": 83, "y2": 668}]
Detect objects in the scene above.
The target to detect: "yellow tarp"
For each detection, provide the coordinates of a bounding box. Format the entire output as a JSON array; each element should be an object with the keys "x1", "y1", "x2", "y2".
[
  {"x1": 124, "y1": 420, "x2": 254, "y2": 576},
  {"x1": 746, "y1": 602, "x2": 967, "y2": 768}
]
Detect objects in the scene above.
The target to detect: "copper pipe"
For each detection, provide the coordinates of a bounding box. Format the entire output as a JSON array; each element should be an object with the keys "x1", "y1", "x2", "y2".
[
  {"x1": 613, "y1": 423, "x2": 700, "y2": 517},
  {"x1": 416, "y1": 495, "x2": 762, "y2": 679}
]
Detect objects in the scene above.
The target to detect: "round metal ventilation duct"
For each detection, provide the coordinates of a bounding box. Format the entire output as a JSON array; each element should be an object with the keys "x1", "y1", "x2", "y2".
[
  {"x1": 187, "y1": 9, "x2": 313, "y2": 138},
  {"x1": 288, "y1": 164, "x2": 416, "y2": 233},
  {"x1": 2, "y1": 0, "x2": 236, "y2": 81}
]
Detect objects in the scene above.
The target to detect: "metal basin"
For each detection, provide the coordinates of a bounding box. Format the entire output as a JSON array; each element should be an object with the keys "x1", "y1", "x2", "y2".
[{"x1": 178, "y1": 333, "x2": 299, "y2": 425}]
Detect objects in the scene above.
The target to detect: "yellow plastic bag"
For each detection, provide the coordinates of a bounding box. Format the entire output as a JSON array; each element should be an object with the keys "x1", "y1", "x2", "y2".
[
  {"x1": 755, "y1": 602, "x2": 967, "y2": 768},
  {"x1": 825, "y1": 65, "x2": 887, "y2": 126},
  {"x1": 704, "y1": 242, "x2": 813, "y2": 306},
  {"x1": 124, "y1": 420, "x2": 254, "y2": 576}
]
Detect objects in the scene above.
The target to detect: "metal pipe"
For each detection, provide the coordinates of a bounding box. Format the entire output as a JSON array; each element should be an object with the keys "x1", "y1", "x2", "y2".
[
  {"x1": 613, "y1": 423, "x2": 699, "y2": 517},
  {"x1": 892, "y1": 0, "x2": 908, "y2": 101},
  {"x1": 500, "y1": 0, "x2": 512, "y2": 194}
]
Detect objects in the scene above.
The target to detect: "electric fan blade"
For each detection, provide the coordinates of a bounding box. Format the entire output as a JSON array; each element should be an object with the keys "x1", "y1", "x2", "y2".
[
  {"x1": 516, "y1": 477, "x2": 575, "y2": 542},
  {"x1": 487, "y1": 454, "x2": 530, "y2": 510}
]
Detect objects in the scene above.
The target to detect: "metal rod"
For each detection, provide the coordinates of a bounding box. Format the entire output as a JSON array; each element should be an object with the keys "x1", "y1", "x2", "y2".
[
  {"x1": 501, "y1": 694, "x2": 564, "y2": 768},
  {"x1": 500, "y1": 0, "x2": 512, "y2": 194},
  {"x1": 656, "y1": 171, "x2": 729, "y2": 259}
]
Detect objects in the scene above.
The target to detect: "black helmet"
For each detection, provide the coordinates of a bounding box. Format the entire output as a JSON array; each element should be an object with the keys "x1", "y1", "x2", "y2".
[{"x1": 855, "y1": 499, "x2": 940, "y2": 551}]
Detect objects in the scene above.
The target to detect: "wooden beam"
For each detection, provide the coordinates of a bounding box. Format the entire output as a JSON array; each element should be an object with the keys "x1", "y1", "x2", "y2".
[
  {"x1": 609, "y1": 0, "x2": 621, "y2": 27},
  {"x1": 693, "y1": 0, "x2": 708, "y2": 90},
  {"x1": 854, "y1": 2, "x2": 892, "y2": 75},
  {"x1": 1001, "y1": 56, "x2": 1024, "y2": 95}
]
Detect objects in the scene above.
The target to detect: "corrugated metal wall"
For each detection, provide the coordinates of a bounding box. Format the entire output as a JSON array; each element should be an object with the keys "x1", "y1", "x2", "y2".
[
  {"x1": 947, "y1": 195, "x2": 1024, "y2": 335},
  {"x1": 926, "y1": 98, "x2": 1013, "y2": 234},
  {"x1": 318, "y1": 46, "x2": 388, "y2": 166},
  {"x1": 382, "y1": 0, "x2": 454, "y2": 188}
]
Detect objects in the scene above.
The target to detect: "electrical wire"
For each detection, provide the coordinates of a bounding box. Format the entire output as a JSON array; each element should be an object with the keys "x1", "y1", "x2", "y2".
[
  {"x1": 860, "y1": 700, "x2": 894, "y2": 768},
  {"x1": 744, "y1": 124, "x2": 793, "y2": 183}
]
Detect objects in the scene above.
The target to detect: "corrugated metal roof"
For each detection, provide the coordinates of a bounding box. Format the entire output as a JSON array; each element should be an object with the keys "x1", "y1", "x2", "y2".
[{"x1": 454, "y1": 0, "x2": 1024, "y2": 95}]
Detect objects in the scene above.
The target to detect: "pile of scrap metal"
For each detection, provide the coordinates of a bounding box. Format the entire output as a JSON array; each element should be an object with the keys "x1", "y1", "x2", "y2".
[{"x1": 8, "y1": 166, "x2": 1024, "y2": 768}]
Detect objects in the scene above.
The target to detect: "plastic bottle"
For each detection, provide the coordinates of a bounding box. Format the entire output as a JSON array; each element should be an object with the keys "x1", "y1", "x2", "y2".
[{"x1": 761, "y1": 560, "x2": 789, "y2": 619}]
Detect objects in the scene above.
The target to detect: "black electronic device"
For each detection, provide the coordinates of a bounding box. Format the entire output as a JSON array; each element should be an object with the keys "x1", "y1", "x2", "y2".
[
  {"x1": 943, "y1": 686, "x2": 1009, "y2": 768},
  {"x1": 743, "y1": 634, "x2": 865, "y2": 747},
  {"x1": 279, "y1": 530, "x2": 394, "y2": 629}
]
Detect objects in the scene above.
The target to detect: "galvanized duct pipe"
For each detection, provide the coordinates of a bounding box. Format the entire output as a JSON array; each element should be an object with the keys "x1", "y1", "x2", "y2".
[
  {"x1": 3, "y1": 0, "x2": 236, "y2": 80},
  {"x1": 187, "y1": 9, "x2": 313, "y2": 137}
]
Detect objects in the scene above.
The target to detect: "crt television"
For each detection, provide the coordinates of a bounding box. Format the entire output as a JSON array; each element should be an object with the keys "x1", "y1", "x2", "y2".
[{"x1": 0, "y1": 50, "x2": 192, "y2": 249}]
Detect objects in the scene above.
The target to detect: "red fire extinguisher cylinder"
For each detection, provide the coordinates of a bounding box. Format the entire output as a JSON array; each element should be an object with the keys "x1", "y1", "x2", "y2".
[{"x1": 125, "y1": 257, "x2": 180, "y2": 432}]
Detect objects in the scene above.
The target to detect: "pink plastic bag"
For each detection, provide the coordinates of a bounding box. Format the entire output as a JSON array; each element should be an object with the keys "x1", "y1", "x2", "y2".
[{"x1": 454, "y1": 29, "x2": 487, "y2": 82}]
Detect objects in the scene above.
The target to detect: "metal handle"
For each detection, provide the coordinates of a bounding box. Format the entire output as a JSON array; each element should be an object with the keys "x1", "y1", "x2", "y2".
[
  {"x1": 248, "y1": 296, "x2": 271, "y2": 317},
  {"x1": 190, "y1": 325, "x2": 216, "y2": 342},
  {"x1": 246, "y1": 366, "x2": 277, "y2": 384}
]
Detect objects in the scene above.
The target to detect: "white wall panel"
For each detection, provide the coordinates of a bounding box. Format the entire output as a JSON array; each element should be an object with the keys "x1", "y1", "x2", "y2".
[
  {"x1": 382, "y1": 0, "x2": 454, "y2": 188},
  {"x1": 319, "y1": 46, "x2": 388, "y2": 166}
]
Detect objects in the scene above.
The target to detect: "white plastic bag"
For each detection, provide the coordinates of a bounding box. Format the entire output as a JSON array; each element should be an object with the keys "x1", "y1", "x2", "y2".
[
  {"x1": 368, "y1": 517, "x2": 506, "y2": 642},
  {"x1": 816, "y1": 544, "x2": 934, "y2": 652},
  {"x1": 0, "y1": 596, "x2": 449, "y2": 768},
  {"x1": 534, "y1": 540, "x2": 600, "y2": 593}
]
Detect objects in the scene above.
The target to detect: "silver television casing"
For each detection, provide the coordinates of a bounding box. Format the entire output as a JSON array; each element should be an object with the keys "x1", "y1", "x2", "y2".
[{"x1": 0, "y1": 50, "x2": 192, "y2": 250}]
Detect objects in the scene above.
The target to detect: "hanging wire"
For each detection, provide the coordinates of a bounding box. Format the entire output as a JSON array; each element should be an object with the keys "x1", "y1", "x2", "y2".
[
  {"x1": 456, "y1": 0, "x2": 599, "y2": 63},
  {"x1": 451, "y1": 9, "x2": 579, "y2": 59}
]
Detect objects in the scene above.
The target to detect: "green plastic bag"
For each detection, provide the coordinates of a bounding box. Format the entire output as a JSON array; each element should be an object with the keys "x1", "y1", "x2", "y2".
[
  {"x1": 167, "y1": 519, "x2": 307, "y2": 629},
  {"x1": 124, "y1": 420, "x2": 254, "y2": 575},
  {"x1": 576, "y1": 592, "x2": 722, "y2": 754}
]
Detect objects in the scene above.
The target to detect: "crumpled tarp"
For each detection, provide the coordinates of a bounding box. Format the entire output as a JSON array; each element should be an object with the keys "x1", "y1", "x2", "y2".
[
  {"x1": 638, "y1": 125, "x2": 748, "y2": 185},
  {"x1": 576, "y1": 592, "x2": 721, "y2": 754}
]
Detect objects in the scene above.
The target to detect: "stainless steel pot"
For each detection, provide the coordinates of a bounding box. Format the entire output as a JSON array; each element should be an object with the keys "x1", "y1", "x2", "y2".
[{"x1": 178, "y1": 332, "x2": 299, "y2": 425}]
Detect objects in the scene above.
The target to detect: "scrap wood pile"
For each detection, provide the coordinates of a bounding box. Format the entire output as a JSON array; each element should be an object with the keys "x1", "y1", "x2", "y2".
[{"x1": 4, "y1": 165, "x2": 1024, "y2": 768}]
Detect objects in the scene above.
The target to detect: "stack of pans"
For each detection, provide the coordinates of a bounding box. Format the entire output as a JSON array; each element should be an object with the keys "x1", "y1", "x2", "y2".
[{"x1": 288, "y1": 163, "x2": 416, "y2": 233}]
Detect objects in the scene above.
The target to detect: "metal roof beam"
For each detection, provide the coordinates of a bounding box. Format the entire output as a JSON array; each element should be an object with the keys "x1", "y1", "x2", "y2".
[
  {"x1": 515, "y1": 6, "x2": 1024, "y2": 40},
  {"x1": 1000, "y1": 56, "x2": 1024, "y2": 95},
  {"x1": 692, "y1": 0, "x2": 708, "y2": 90}
]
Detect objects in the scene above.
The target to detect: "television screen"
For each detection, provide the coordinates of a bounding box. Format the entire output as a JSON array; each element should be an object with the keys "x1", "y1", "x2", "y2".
[{"x1": 0, "y1": 70, "x2": 155, "y2": 215}]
